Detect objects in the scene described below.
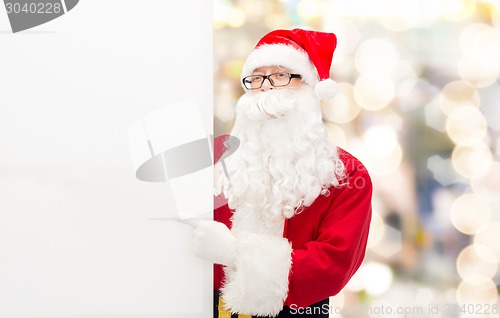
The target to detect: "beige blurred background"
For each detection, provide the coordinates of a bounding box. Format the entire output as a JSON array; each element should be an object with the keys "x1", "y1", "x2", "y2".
[{"x1": 214, "y1": 0, "x2": 500, "y2": 316}]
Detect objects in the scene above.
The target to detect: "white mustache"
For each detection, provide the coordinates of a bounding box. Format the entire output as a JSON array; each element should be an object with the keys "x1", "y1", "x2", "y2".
[{"x1": 237, "y1": 89, "x2": 297, "y2": 121}]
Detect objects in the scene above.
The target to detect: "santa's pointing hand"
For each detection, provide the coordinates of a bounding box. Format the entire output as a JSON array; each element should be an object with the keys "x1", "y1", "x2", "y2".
[{"x1": 182, "y1": 219, "x2": 237, "y2": 268}]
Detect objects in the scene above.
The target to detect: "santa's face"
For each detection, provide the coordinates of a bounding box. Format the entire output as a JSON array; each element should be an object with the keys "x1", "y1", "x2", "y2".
[
  {"x1": 238, "y1": 65, "x2": 305, "y2": 121},
  {"x1": 236, "y1": 73, "x2": 319, "y2": 123}
]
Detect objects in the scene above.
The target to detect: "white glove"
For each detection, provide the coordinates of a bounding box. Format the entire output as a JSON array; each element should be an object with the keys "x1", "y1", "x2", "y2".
[{"x1": 184, "y1": 219, "x2": 237, "y2": 267}]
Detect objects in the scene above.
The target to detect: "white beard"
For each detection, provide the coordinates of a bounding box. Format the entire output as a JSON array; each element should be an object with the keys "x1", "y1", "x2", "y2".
[{"x1": 215, "y1": 85, "x2": 344, "y2": 233}]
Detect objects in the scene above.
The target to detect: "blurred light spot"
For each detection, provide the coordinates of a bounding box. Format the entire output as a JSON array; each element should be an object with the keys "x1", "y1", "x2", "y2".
[
  {"x1": 442, "y1": 0, "x2": 476, "y2": 21},
  {"x1": 398, "y1": 79, "x2": 438, "y2": 112},
  {"x1": 221, "y1": 59, "x2": 245, "y2": 80},
  {"x1": 456, "y1": 279, "x2": 498, "y2": 305},
  {"x1": 234, "y1": 38, "x2": 254, "y2": 59},
  {"x1": 354, "y1": 39, "x2": 399, "y2": 74},
  {"x1": 364, "y1": 125, "x2": 398, "y2": 157},
  {"x1": 227, "y1": 8, "x2": 246, "y2": 28},
  {"x1": 473, "y1": 243, "x2": 499, "y2": 264},
  {"x1": 346, "y1": 261, "x2": 394, "y2": 295},
  {"x1": 361, "y1": 262, "x2": 394, "y2": 296},
  {"x1": 458, "y1": 51, "x2": 500, "y2": 88},
  {"x1": 414, "y1": 287, "x2": 436, "y2": 305},
  {"x1": 240, "y1": 0, "x2": 273, "y2": 22},
  {"x1": 362, "y1": 125, "x2": 402, "y2": 175},
  {"x1": 297, "y1": 0, "x2": 324, "y2": 19},
  {"x1": 324, "y1": 122, "x2": 347, "y2": 149},
  {"x1": 471, "y1": 161, "x2": 500, "y2": 202},
  {"x1": 446, "y1": 106, "x2": 487, "y2": 146},
  {"x1": 414, "y1": 0, "x2": 443, "y2": 26},
  {"x1": 371, "y1": 224, "x2": 403, "y2": 258},
  {"x1": 321, "y1": 83, "x2": 361, "y2": 123},
  {"x1": 427, "y1": 155, "x2": 463, "y2": 186},
  {"x1": 459, "y1": 23, "x2": 489, "y2": 52},
  {"x1": 385, "y1": 113, "x2": 404, "y2": 131},
  {"x1": 214, "y1": 2, "x2": 246, "y2": 29},
  {"x1": 354, "y1": 73, "x2": 395, "y2": 111},
  {"x1": 476, "y1": 26, "x2": 500, "y2": 55},
  {"x1": 378, "y1": 0, "x2": 419, "y2": 31},
  {"x1": 367, "y1": 211, "x2": 385, "y2": 248},
  {"x1": 481, "y1": 0, "x2": 500, "y2": 6},
  {"x1": 213, "y1": 0, "x2": 230, "y2": 29},
  {"x1": 459, "y1": 23, "x2": 500, "y2": 55},
  {"x1": 451, "y1": 194, "x2": 492, "y2": 235},
  {"x1": 493, "y1": 5, "x2": 500, "y2": 29},
  {"x1": 439, "y1": 80, "x2": 480, "y2": 116},
  {"x1": 392, "y1": 60, "x2": 418, "y2": 81},
  {"x1": 323, "y1": 0, "x2": 390, "y2": 17},
  {"x1": 445, "y1": 288, "x2": 458, "y2": 304},
  {"x1": 263, "y1": 14, "x2": 289, "y2": 30},
  {"x1": 344, "y1": 266, "x2": 364, "y2": 292},
  {"x1": 457, "y1": 245, "x2": 497, "y2": 283},
  {"x1": 480, "y1": 83, "x2": 500, "y2": 131},
  {"x1": 214, "y1": 98, "x2": 235, "y2": 123},
  {"x1": 331, "y1": 55, "x2": 355, "y2": 80},
  {"x1": 474, "y1": 222, "x2": 500, "y2": 262},
  {"x1": 425, "y1": 97, "x2": 447, "y2": 132},
  {"x1": 451, "y1": 143, "x2": 493, "y2": 179},
  {"x1": 324, "y1": 20, "x2": 361, "y2": 56}
]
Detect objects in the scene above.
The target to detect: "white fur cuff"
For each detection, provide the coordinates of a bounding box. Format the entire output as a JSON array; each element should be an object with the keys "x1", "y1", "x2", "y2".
[{"x1": 221, "y1": 232, "x2": 293, "y2": 316}]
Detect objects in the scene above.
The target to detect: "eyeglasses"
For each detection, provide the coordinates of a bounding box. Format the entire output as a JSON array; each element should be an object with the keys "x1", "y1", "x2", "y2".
[{"x1": 242, "y1": 72, "x2": 302, "y2": 90}]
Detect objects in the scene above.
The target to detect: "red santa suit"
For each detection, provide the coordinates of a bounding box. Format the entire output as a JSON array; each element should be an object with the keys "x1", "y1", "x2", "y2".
[
  {"x1": 209, "y1": 28, "x2": 373, "y2": 317},
  {"x1": 213, "y1": 145, "x2": 372, "y2": 315}
]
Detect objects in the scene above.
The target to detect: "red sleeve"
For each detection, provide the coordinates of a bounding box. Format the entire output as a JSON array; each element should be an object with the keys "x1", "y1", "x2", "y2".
[
  {"x1": 213, "y1": 134, "x2": 233, "y2": 292},
  {"x1": 285, "y1": 153, "x2": 372, "y2": 307},
  {"x1": 213, "y1": 204, "x2": 233, "y2": 292}
]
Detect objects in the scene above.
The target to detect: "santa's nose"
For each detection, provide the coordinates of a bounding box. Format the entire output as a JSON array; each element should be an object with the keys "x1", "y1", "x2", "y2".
[{"x1": 260, "y1": 78, "x2": 273, "y2": 91}]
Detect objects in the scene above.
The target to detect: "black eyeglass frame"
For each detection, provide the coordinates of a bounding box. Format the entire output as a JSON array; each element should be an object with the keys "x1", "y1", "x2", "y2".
[{"x1": 242, "y1": 73, "x2": 302, "y2": 90}]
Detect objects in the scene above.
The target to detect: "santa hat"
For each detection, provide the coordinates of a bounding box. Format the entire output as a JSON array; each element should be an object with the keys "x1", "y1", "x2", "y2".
[{"x1": 241, "y1": 28, "x2": 339, "y2": 99}]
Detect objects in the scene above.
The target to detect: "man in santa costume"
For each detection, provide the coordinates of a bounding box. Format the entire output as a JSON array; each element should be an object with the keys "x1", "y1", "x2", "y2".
[{"x1": 188, "y1": 28, "x2": 372, "y2": 317}]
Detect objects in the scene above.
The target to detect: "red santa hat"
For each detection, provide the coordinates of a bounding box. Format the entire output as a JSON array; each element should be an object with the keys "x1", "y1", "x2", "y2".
[{"x1": 241, "y1": 28, "x2": 339, "y2": 99}]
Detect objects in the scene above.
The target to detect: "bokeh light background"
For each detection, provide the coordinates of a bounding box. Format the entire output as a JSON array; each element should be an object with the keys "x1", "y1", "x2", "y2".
[{"x1": 214, "y1": 0, "x2": 500, "y2": 317}]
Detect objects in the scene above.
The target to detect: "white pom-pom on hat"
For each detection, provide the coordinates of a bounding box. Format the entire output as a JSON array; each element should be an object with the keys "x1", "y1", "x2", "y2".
[{"x1": 314, "y1": 78, "x2": 340, "y2": 100}]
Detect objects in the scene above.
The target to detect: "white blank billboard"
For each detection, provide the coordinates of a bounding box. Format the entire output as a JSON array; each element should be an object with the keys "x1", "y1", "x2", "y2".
[{"x1": 0, "y1": 1, "x2": 213, "y2": 317}]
